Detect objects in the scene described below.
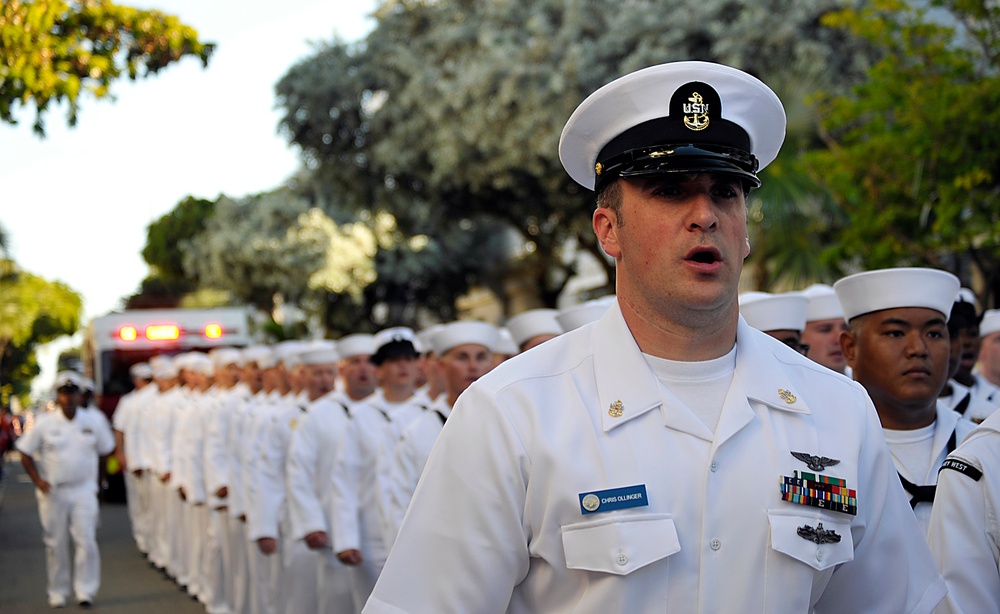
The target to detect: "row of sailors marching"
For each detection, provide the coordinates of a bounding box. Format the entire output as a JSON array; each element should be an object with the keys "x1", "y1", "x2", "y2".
[
  {"x1": 112, "y1": 281, "x2": 1000, "y2": 614},
  {"x1": 111, "y1": 305, "x2": 597, "y2": 614}
]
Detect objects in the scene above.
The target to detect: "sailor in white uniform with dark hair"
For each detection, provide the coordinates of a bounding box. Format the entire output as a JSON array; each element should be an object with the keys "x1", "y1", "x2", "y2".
[
  {"x1": 364, "y1": 61, "x2": 946, "y2": 613},
  {"x1": 18, "y1": 371, "x2": 115, "y2": 608},
  {"x1": 835, "y1": 267, "x2": 976, "y2": 539}
]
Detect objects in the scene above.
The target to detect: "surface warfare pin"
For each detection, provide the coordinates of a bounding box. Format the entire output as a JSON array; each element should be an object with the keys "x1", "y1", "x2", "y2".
[{"x1": 797, "y1": 522, "x2": 841, "y2": 544}]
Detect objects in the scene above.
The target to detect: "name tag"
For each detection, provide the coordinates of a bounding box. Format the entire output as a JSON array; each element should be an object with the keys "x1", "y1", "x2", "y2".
[{"x1": 578, "y1": 484, "x2": 648, "y2": 515}]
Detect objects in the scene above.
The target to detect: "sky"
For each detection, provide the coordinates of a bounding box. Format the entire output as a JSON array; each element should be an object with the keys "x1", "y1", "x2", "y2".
[{"x1": 0, "y1": 0, "x2": 377, "y2": 399}]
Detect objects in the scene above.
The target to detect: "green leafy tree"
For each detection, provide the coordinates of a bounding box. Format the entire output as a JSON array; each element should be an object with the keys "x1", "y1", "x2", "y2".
[
  {"x1": 807, "y1": 0, "x2": 1000, "y2": 304},
  {"x1": 276, "y1": 0, "x2": 869, "y2": 304},
  {"x1": 0, "y1": 0, "x2": 214, "y2": 135},
  {"x1": 141, "y1": 196, "x2": 215, "y2": 283},
  {"x1": 0, "y1": 265, "x2": 82, "y2": 406}
]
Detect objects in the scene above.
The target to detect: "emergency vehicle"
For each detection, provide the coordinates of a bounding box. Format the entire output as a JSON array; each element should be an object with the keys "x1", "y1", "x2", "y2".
[{"x1": 82, "y1": 307, "x2": 251, "y2": 417}]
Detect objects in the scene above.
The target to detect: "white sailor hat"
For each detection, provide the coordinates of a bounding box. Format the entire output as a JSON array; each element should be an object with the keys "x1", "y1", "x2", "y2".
[
  {"x1": 187, "y1": 353, "x2": 215, "y2": 376},
  {"x1": 833, "y1": 268, "x2": 960, "y2": 322},
  {"x1": 431, "y1": 321, "x2": 500, "y2": 356},
  {"x1": 172, "y1": 352, "x2": 195, "y2": 371},
  {"x1": 299, "y1": 344, "x2": 340, "y2": 366},
  {"x1": 495, "y1": 328, "x2": 519, "y2": 356},
  {"x1": 372, "y1": 327, "x2": 420, "y2": 365},
  {"x1": 739, "y1": 291, "x2": 809, "y2": 333},
  {"x1": 149, "y1": 355, "x2": 178, "y2": 379},
  {"x1": 556, "y1": 296, "x2": 616, "y2": 332},
  {"x1": 335, "y1": 334, "x2": 377, "y2": 359},
  {"x1": 559, "y1": 61, "x2": 785, "y2": 192},
  {"x1": 506, "y1": 309, "x2": 563, "y2": 348},
  {"x1": 417, "y1": 325, "x2": 445, "y2": 355},
  {"x1": 801, "y1": 284, "x2": 845, "y2": 322},
  {"x1": 242, "y1": 345, "x2": 278, "y2": 369},
  {"x1": 209, "y1": 347, "x2": 243, "y2": 368},
  {"x1": 129, "y1": 362, "x2": 153, "y2": 380},
  {"x1": 981, "y1": 309, "x2": 1000, "y2": 337},
  {"x1": 275, "y1": 340, "x2": 310, "y2": 368},
  {"x1": 53, "y1": 370, "x2": 86, "y2": 392}
]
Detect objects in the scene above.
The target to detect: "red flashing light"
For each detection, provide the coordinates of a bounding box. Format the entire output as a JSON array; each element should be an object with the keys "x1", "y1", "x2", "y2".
[
  {"x1": 119, "y1": 326, "x2": 138, "y2": 342},
  {"x1": 146, "y1": 324, "x2": 180, "y2": 341},
  {"x1": 205, "y1": 323, "x2": 223, "y2": 339}
]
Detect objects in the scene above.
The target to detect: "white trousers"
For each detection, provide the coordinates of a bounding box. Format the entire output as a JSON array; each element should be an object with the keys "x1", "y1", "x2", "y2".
[
  {"x1": 279, "y1": 537, "x2": 319, "y2": 613},
  {"x1": 245, "y1": 524, "x2": 278, "y2": 614},
  {"x1": 36, "y1": 482, "x2": 100, "y2": 602},
  {"x1": 318, "y1": 553, "x2": 356, "y2": 614},
  {"x1": 228, "y1": 516, "x2": 249, "y2": 614},
  {"x1": 187, "y1": 503, "x2": 207, "y2": 600},
  {"x1": 204, "y1": 508, "x2": 230, "y2": 614},
  {"x1": 131, "y1": 470, "x2": 152, "y2": 553}
]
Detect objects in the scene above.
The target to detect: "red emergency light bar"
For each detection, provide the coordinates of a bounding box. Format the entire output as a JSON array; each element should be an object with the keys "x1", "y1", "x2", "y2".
[{"x1": 115, "y1": 323, "x2": 227, "y2": 342}]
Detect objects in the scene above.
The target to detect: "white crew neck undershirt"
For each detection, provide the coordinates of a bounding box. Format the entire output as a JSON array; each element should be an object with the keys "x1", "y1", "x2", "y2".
[{"x1": 642, "y1": 346, "x2": 737, "y2": 433}]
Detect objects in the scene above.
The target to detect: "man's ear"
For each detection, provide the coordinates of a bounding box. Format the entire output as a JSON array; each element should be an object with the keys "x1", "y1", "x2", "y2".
[
  {"x1": 594, "y1": 207, "x2": 622, "y2": 259},
  {"x1": 841, "y1": 328, "x2": 858, "y2": 370},
  {"x1": 744, "y1": 235, "x2": 751, "y2": 259}
]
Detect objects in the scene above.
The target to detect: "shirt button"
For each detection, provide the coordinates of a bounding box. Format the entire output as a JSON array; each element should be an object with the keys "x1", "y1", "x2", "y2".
[
  {"x1": 616, "y1": 553, "x2": 629, "y2": 566},
  {"x1": 710, "y1": 538, "x2": 721, "y2": 551},
  {"x1": 816, "y1": 549, "x2": 824, "y2": 561},
  {"x1": 710, "y1": 461, "x2": 718, "y2": 473}
]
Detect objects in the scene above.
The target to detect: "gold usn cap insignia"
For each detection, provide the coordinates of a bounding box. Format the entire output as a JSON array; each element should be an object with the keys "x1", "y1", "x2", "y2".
[
  {"x1": 778, "y1": 389, "x2": 797, "y2": 404},
  {"x1": 608, "y1": 399, "x2": 624, "y2": 418},
  {"x1": 683, "y1": 92, "x2": 710, "y2": 131}
]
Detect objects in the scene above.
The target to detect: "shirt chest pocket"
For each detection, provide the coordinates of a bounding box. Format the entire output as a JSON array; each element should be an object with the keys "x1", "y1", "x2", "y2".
[
  {"x1": 561, "y1": 514, "x2": 680, "y2": 575},
  {"x1": 767, "y1": 510, "x2": 854, "y2": 571}
]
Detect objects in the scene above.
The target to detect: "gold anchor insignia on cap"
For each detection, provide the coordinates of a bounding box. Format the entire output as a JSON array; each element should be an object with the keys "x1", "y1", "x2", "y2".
[
  {"x1": 683, "y1": 92, "x2": 710, "y2": 131},
  {"x1": 778, "y1": 389, "x2": 797, "y2": 404},
  {"x1": 595, "y1": 162, "x2": 603, "y2": 176},
  {"x1": 608, "y1": 399, "x2": 624, "y2": 418}
]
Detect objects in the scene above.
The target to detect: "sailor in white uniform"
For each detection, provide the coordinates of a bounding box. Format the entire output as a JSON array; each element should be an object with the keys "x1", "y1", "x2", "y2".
[
  {"x1": 927, "y1": 409, "x2": 1000, "y2": 613},
  {"x1": 835, "y1": 267, "x2": 976, "y2": 538},
  {"x1": 18, "y1": 371, "x2": 115, "y2": 608},
  {"x1": 364, "y1": 61, "x2": 946, "y2": 614}
]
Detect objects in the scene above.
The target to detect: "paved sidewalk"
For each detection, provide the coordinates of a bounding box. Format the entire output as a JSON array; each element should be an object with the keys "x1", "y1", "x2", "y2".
[{"x1": 0, "y1": 456, "x2": 206, "y2": 613}]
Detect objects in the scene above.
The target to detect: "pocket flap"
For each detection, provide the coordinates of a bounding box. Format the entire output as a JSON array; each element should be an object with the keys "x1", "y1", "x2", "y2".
[
  {"x1": 768, "y1": 511, "x2": 854, "y2": 571},
  {"x1": 561, "y1": 513, "x2": 680, "y2": 576}
]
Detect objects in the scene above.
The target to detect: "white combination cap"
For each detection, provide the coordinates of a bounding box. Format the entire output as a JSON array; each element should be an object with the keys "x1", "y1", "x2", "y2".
[
  {"x1": 372, "y1": 327, "x2": 420, "y2": 365},
  {"x1": 129, "y1": 362, "x2": 153, "y2": 380},
  {"x1": 431, "y1": 321, "x2": 500, "y2": 356},
  {"x1": 981, "y1": 309, "x2": 1000, "y2": 337},
  {"x1": 739, "y1": 291, "x2": 809, "y2": 333},
  {"x1": 506, "y1": 309, "x2": 563, "y2": 347},
  {"x1": 833, "y1": 267, "x2": 961, "y2": 322},
  {"x1": 801, "y1": 284, "x2": 845, "y2": 322},
  {"x1": 242, "y1": 345, "x2": 277, "y2": 369},
  {"x1": 557, "y1": 296, "x2": 616, "y2": 332},
  {"x1": 560, "y1": 61, "x2": 785, "y2": 191},
  {"x1": 53, "y1": 370, "x2": 86, "y2": 392},
  {"x1": 336, "y1": 334, "x2": 377, "y2": 359}
]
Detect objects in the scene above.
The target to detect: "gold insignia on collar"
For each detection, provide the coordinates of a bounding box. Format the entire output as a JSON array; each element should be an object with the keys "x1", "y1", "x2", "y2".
[
  {"x1": 683, "y1": 92, "x2": 710, "y2": 131},
  {"x1": 608, "y1": 399, "x2": 624, "y2": 418},
  {"x1": 778, "y1": 389, "x2": 797, "y2": 404}
]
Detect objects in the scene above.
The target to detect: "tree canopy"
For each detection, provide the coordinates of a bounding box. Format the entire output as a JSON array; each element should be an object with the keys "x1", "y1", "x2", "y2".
[
  {"x1": 276, "y1": 0, "x2": 869, "y2": 305},
  {"x1": 0, "y1": 0, "x2": 214, "y2": 135},
  {"x1": 807, "y1": 0, "x2": 1000, "y2": 305}
]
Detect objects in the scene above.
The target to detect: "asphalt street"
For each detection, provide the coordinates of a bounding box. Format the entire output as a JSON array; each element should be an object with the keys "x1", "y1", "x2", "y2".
[{"x1": 0, "y1": 453, "x2": 206, "y2": 613}]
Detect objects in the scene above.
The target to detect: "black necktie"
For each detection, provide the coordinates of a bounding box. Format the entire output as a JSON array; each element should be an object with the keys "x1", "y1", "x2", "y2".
[{"x1": 897, "y1": 474, "x2": 936, "y2": 508}]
